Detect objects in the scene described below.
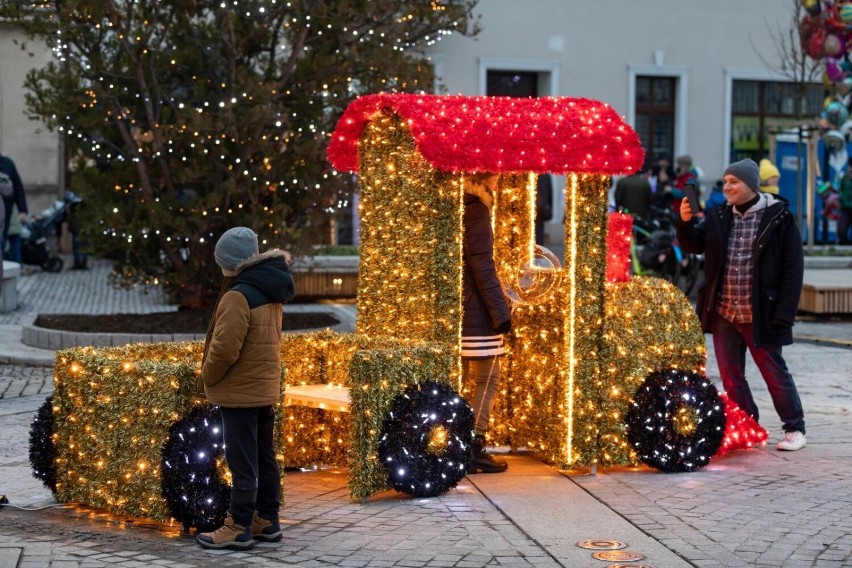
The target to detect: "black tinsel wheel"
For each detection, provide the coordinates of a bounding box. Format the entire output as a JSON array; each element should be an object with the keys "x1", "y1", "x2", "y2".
[
  {"x1": 160, "y1": 405, "x2": 230, "y2": 532},
  {"x1": 377, "y1": 380, "x2": 474, "y2": 498},
  {"x1": 29, "y1": 394, "x2": 57, "y2": 494},
  {"x1": 625, "y1": 369, "x2": 726, "y2": 473}
]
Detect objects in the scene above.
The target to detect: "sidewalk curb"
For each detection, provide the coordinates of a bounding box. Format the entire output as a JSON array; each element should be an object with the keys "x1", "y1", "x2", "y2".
[
  {"x1": 0, "y1": 352, "x2": 54, "y2": 367},
  {"x1": 1, "y1": 311, "x2": 356, "y2": 367},
  {"x1": 793, "y1": 333, "x2": 852, "y2": 349}
]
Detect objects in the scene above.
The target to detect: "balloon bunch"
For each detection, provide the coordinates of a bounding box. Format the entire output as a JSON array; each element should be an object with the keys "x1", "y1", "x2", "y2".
[{"x1": 800, "y1": 1, "x2": 852, "y2": 147}]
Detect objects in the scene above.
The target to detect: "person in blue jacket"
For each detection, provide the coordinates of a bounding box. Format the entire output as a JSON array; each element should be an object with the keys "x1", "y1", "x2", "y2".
[{"x1": 704, "y1": 179, "x2": 727, "y2": 211}]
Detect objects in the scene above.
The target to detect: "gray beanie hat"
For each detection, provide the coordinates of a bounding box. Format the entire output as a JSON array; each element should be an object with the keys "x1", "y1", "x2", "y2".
[
  {"x1": 724, "y1": 159, "x2": 760, "y2": 193},
  {"x1": 214, "y1": 227, "x2": 259, "y2": 270}
]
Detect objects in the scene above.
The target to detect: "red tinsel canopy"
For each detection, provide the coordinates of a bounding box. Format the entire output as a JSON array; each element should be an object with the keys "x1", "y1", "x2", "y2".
[{"x1": 327, "y1": 93, "x2": 644, "y2": 175}]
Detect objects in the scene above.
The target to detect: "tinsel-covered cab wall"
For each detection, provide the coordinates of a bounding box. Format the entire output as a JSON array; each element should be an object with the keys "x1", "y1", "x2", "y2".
[{"x1": 328, "y1": 93, "x2": 707, "y2": 469}]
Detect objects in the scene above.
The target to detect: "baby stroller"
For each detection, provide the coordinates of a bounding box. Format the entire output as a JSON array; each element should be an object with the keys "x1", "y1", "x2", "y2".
[
  {"x1": 638, "y1": 229, "x2": 676, "y2": 276},
  {"x1": 20, "y1": 198, "x2": 69, "y2": 273}
]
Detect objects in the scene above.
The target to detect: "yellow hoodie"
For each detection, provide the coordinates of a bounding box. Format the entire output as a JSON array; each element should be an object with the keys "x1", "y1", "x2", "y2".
[{"x1": 759, "y1": 159, "x2": 780, "y2": 194}]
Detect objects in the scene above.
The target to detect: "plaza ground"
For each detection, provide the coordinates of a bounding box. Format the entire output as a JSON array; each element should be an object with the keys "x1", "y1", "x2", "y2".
[{"x1": 0, "y1": 257, "x2": 850, "y2": 567}]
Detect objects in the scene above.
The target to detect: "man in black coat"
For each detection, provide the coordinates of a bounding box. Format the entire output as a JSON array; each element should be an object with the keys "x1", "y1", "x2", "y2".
[
  {"x1": 614, "y1": 169, "x2": 653, "y2": 219},
  {"x1": 676, "y1": 159, "x2": 806, "y2": 451}
]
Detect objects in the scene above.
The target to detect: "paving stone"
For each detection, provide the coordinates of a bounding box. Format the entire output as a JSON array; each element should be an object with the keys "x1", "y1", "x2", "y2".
[{"x1": 1, "y1": 259, "x2": 851, "y2": 567}]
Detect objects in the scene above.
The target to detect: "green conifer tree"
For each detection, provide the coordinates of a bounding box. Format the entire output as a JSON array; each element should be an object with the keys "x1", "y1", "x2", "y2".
[{"x1": 1, "y1": 0, "x2": 478, "y2": 305}]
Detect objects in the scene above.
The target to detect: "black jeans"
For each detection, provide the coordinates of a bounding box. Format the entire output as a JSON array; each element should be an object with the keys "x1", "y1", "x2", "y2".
[{"x1": 220, "y1": 406, "x2": 280, "y2": 527}]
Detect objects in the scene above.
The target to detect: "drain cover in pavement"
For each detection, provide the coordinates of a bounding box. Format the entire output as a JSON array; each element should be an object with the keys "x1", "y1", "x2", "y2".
[
  {"x1": 592, "y1": 550, "x2": 644, "y2": 562},
  {"x1": 577, "y1": 540, "x2": 628, "y2": 550}
]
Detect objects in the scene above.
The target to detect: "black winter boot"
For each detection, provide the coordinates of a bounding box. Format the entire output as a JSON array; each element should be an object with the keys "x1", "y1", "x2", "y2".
[{"x1": 470, "y1": 435, "x2": 508, "y2": 474}]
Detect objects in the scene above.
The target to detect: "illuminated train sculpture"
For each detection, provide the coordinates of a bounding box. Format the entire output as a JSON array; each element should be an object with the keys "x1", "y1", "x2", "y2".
[{"x1": 29, "y1": 94, "x2": 766, "y2": 532}]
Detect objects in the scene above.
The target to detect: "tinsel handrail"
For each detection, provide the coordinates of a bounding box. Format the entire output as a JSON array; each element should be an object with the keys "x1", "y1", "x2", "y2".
[
  {"x1": 327, "y1": 93, "x2": 644, "y2": 176},
  {"x1": 285, "y1": 383, "x2": 351, "y2": 412}
]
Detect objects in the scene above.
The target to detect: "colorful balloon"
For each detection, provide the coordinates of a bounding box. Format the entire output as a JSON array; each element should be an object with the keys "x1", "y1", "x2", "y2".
[
  {"x1": 803, "y1": 0, "x2": 822, "y2": 16},
  {"x1": 839, "y1": 2, "x2": 852, "y2": 24},
  {"x1": 825, "y1": 100, "x2": 849, "y2": 126},
  {"x1": 825, "y1": 57, "x2": 846, "y2": 82},
  {"x1": 824, "y1": 32, "x2": 845, "y2": 56}
]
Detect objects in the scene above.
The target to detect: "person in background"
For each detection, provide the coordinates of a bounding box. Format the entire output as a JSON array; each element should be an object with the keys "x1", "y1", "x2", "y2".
[
  {"x1": 838, "y1": 158, "x2": 852, "y2": 245},
  {"x1": 462, "y1": 172, "x2": 512, "y2": 474},
  {"x1": 4, "y1": 204, "x2": 23, "y2": 263},
  {"x1": 818, "y1": 182, "x2": 840, "y2": 244},
  {"x1": 650, "y1": 154, "x2": 675, "y2": 192},
  {"x1": 704, "y1": 179, "x2": 727, "y2": 211},
  {"x1": 677, "y1": 159, "x2": 807, "y2": 452},
  {"x1": 196, "y1": 227, "x2": 296, "y2": 550},
  {"x1": 0, "y1": 153, "x2": 28, "y2": 257},
  {"x1": 650, "y1": 153, "x2": 676, "y2": 208},
  {"x1": 0, "y1": 198, "x2": 4, "y2": 282},
  {"x1": 614, "y1": 169, "x2": 653, "y2": 219},
  {"x1": 671, "y1": 155, "x2": 699, "y2": 211},
  {"x1": 759, "y1": 158, "x2": 781, "y2": 195},
  {"x1": 535, "y1": 174, "x2": 553, "y2": 245},
  {"x1": 64, "y1": 192, "x2": 89, "y2": 270}
]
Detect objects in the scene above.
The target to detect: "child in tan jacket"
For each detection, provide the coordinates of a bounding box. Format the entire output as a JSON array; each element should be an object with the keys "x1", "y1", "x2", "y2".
[{"x1": 196, "y1": 227, "x2": 295, "y2": 550}]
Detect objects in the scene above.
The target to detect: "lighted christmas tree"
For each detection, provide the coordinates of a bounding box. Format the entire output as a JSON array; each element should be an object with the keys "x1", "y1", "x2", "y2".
[{"x1": 1, "y1": 0, "x2": 478, "y2": 305}]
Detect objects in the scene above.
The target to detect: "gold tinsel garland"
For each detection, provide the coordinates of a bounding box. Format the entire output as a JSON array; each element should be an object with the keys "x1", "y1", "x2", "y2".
[
  {"x1": 557, "y1": 174, "x2": 610, "y2": 467},
  {"x1": 52, "y1": 342, "x2": 203, "y2": 522},
  {"x1": 280, "y1": 331, "x2": 350, "y2": 468},
  {"x1": 356, "y1": 111, "x2": 461, "y2": 356},
  {"x1": 347, "y1": 343, "x2": 453, "y2": 500},
  {"x1": 49, "y1": 330, "x2": 453, "y2": 521},
  {"x1": 596, "y1": 276, "x2": 707, "y2": 465}
]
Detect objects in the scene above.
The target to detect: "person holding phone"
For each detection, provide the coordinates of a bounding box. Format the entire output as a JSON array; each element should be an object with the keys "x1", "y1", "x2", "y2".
[{"x1": 676, "y1": 159, "x2": 807, "y2": 452}]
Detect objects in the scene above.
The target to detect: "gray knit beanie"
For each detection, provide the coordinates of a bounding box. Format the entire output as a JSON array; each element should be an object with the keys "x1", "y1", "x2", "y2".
[
  {"x1": 724, "y1": 159, "x2": 760, "y2": 193},
  {"x1": 214, "y1": 227, "x2": 258, "y2": 270}
]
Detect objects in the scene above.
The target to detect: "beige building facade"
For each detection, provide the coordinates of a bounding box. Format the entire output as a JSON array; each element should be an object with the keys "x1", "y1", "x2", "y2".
[
  {"x1": 0, "y1": 22, "x2": 60, "y2": 208},
  {"x1": 429, "y1": 0, "x2": 808, "y2": 173},
  {"x1": 1, "y1": 3, "x2": 816, "y2": 225},
  {"x1": 425, "y1": 0, "x2": 817, "y2": 247}
]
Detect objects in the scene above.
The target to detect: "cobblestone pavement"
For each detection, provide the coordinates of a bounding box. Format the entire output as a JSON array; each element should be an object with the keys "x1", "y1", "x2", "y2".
[
  {"x1": 1, "y1": 391, "x2": 561, "y2": 568},
  {"x1": 569, "y1": 341, "x2": 852, "y2": 568},
  {"x1": 2, "y1": 339, "x2": 851, "y2": 567},
  {"x1": 1, "y1": 259, "x2": 852, "y2": 567},
  {"x1": 0, "y1": 258, "x2": 175, "y2": 327}
]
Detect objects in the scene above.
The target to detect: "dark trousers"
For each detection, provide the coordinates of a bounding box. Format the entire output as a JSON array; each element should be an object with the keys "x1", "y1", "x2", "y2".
[
  {"x1": 838, "y1": 207, "x2": 852, "y2": 244},
  {"x1": 220, "y1": 406, "x2": 280, "y2": 527},
  {"x1": 711, "y1": 313, "x2": 805, "y2": 434},
  {"x1": 1, "y1": 198, "x2": 11, "y2": 256}
]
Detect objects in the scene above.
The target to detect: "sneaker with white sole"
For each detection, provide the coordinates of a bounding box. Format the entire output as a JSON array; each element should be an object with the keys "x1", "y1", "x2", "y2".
[{"x1": 776, "y1": 431, "x2": 806, "y2": 451}]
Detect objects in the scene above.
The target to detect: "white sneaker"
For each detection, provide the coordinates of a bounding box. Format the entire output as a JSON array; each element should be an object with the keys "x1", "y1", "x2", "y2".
[{"x1": 776, "y1": 431, "x2": 806, "y2": 451}]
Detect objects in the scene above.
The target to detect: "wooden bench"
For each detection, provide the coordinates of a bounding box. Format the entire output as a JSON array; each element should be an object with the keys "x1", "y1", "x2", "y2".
[
  {"x1": 284, "y1": 383, "x2": 350, "y2": 413},
  {"x1": 799, "y1": 269, "x2": 852, "y2": 315}
]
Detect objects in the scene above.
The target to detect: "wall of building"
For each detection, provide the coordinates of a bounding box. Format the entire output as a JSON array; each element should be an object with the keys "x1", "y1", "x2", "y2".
[
  {"x1": 0, "y1": 23, "x2": 60, "y2": 211},
  {"x1": 0, "y1": 4, "x2": 803, "y2": 230},
  {"x1": 427, "y1": 0, "x2": 794, "y2": 182},
  {"x1": 424, "y1": 1, "x2": 800, "y2": 255}
]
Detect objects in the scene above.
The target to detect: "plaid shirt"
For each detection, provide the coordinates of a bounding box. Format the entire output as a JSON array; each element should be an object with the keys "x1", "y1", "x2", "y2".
[{"x1": 716, "y1": 196, "x2": 767, "y2": 323}]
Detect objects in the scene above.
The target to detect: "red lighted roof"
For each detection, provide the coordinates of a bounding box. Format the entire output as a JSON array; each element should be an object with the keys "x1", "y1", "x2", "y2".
[{"x1": 327, "y1": 93, "x2": 644, "y2": 175}]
